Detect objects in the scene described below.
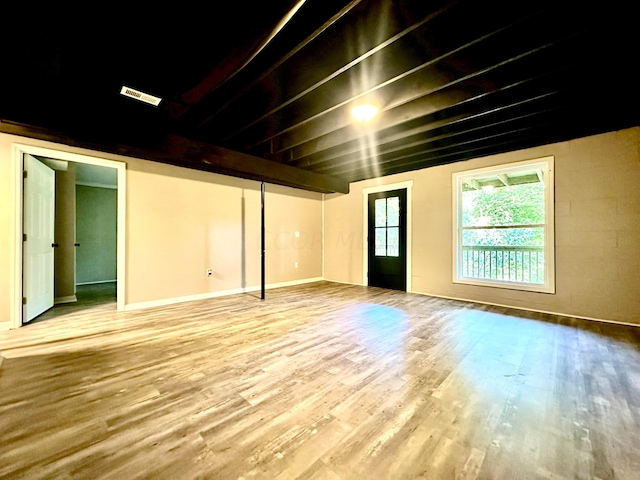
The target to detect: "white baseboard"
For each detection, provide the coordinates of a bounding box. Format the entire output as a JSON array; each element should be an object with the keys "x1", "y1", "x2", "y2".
[
  {"x1": 55, "y1": 295, "x2": 77, "y2": 305},
  {"x1": 124, "y1": 277, "x2": 324, "y2": 312},
  {"x1": 257, "y1": 277, "x2": 324, "y2": 291},
  {"x1": 407, "y1": 289, "x2": 640, "y2": 329},
  {"x1": 317, "y1": 280, "x2": 639, "y2": 328},
  {"x1": 76, "y1": 280, "x2": 116, "y2": 286},
  {"x1": 323, "y1": 278, "x2": 365, "y2": 287}
]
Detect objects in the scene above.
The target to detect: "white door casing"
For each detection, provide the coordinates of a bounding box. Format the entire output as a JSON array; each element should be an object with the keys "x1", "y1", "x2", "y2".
[
  {"x1": 361, "y1": 180, "x2": 413, "y2": 291},
  {"x1": 8, "y1": 143, "x2": 126, "y2": 330},
  {"x1": 23, "y1": 154, "x2": 55, "y2": 322}
]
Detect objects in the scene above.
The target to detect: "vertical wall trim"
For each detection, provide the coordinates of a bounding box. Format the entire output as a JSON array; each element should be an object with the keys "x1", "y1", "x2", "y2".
[
  {"x1": 11, "y1": 145, "x2": 23, "y2": 329},
  {"x1": 116, "y1": 164, "x2": 126, "y2": 310},
  {"x1": 261, "y1": 182, "x2": 266, "y2": 300},
  {"x1": 322, "y1": 193, "x2": 325, "y2": 279}
]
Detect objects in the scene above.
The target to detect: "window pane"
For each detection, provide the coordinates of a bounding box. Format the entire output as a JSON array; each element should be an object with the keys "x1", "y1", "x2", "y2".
[
  {"x1": 387, "y1": 197, "x2": 399, "y2": 227},
  {"x1": 462, "y1": 227, "x2": 544, "y2": 247},
  {"x1": 375, "y1": 228, "x2": 386, "y2": 256},
  {"x1": 461, "y1": 182, "x2": 545, "y2": 227},
  {"x1": 375, "y1": 199, "x2": 386, "y2": 227},
  {"x1": 461, "y1": 226, "x2": 545, "y2": 284},
  {"x1": 387, "y1": 227, "x2": 399, "y2": 257}
]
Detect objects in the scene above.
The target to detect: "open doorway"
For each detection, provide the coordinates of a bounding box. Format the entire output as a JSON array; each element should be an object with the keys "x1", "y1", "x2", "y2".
[
  {"x1": 12, "y1": 143, "x2": 126, "y2": 328},
  {"x1": 27, "y1": 161, "x2": 119, "y2": 324}
]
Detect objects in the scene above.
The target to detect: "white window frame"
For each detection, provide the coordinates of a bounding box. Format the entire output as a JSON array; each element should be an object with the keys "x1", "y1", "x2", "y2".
[{"x1": 452, "y1": 156, "x2": 555, "y2": 294}]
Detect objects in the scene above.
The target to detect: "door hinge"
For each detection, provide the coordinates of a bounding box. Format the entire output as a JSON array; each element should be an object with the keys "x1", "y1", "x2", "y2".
[
  {"x1": 22, "y1": 297, "x2": 27, "y2": 305},
  {"x1": 23, "y1": 233, "x2": 27, "y2": 241},
  {"x1": 23, "y1": 170, "x2": 27, "y2": 179}
]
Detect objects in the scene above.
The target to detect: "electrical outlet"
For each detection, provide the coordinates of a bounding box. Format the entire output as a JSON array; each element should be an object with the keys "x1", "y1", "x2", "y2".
[
  {"x1": 295, "y1": 262, "x2": 299, "y2": 269},
  {"x1": 206, "y1": 268, "x2": 212, "y2": 277}
]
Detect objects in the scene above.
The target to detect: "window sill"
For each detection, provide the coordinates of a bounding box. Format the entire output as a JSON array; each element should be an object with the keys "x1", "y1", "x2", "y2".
[{"x1": 453, "y1": 277, "x2": 555, "y2": 294}]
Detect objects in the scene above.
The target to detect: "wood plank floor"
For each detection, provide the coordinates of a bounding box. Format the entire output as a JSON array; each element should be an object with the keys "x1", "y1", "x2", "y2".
[{"x1": 1, "y1": 281, "x2": 639, "y2": 480}]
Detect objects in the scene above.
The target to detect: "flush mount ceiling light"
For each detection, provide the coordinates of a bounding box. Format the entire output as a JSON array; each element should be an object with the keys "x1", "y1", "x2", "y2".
[
  {"x1": 351, "y1": 104, "x2": 378, "y2": 122},
  {"x1": 120, "y1": 86, "x2": 162, "y2": 106}
]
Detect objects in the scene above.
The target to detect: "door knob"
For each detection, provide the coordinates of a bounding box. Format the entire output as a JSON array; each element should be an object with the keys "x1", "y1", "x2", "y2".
[{"x1": 52, "y1": 243, "x2": 59, "y2": 248}]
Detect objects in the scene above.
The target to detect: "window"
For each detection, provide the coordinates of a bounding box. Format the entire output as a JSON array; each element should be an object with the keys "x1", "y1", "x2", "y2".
[
  {"x1": 375, "y1": 196, "x2": 400, "y2": 257},
  {"x1": 453, "y1": 157, "x2": 555, "y2": 293}
]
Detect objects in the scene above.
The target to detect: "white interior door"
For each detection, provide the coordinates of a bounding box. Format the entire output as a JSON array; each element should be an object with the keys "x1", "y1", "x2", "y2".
[{"x1": 23, "y1": 154, "x2": 56, "y2": 323}]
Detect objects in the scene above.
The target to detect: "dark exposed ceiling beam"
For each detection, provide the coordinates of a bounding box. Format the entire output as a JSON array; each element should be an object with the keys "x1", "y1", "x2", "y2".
[
  {"x1": 248, "y1": 27, "x2": 577, "y2": 159},
  {"x1": 375, "y1": 114, "x2": 638, "y2": 180},
  {"x1": 287, "y1": 67, "x2": 575, "y2": 168},
  {"x1": 221, "y1": 4, "x2": 557, "y2": 150},
  {"x1": 309, "y1": 93, "x2": 567, "y2": 174},
  {"x1": 188, "y1": 0, "x2": 459, "y2": 140},
  {"x1": 340, "y1": 110, "x2": 629, "y2": 183},
  {"x1": 0, "y1": 120, "x2": 349, "y2": 194},
  {"x1": 346, "y1": 128, "x2": 559, "y2": 182},
  {"x1": 318, "y1": 107, "x2": 569, "y2": 178},
  {"x1": 181, "y1": 0, "x2": 367, "y2": 129},
  {"x1": 216, "y1": 0, "x2": 461, "y2": 143}
]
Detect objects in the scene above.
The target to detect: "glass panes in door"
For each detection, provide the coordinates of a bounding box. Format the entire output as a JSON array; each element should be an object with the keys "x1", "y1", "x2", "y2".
[{"x1": 374, "y1": 196, "x2": 400, "y2": 257}]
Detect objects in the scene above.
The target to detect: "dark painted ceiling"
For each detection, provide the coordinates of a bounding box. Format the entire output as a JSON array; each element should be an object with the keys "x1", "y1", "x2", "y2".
[{"x1": 1, "y1": 0, "x2": 638, "y2": 193}]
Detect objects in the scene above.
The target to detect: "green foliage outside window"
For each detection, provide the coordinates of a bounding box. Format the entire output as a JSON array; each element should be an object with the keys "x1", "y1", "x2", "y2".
[{"x1": 462, "y1": 182, "x2": 545, "y2": 247}]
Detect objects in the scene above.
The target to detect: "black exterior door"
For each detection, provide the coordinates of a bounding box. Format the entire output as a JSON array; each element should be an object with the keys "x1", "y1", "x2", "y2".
[{"x1": 368, "y1": 189, "x2": 407, "y2": 291}]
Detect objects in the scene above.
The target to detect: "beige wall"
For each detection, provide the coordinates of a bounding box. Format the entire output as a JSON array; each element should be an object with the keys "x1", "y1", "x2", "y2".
[
  {"x1": 125, "y1": 159, "x2": 323, "y2": 305},
  {"x1": 265, "y1": 184, "x2": 323, "y2": 284},
  {"x1": 325, "y1": 127, "x2": 640, "y2": 325},
  {"x1": 0, "y1": 133, "x2": 323, "y2": 329}
]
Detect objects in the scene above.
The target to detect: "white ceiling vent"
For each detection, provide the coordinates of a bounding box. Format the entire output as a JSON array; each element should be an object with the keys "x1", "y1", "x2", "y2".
[{"x1": 120, "y1": 86, "x2": 162, "y2": 106}]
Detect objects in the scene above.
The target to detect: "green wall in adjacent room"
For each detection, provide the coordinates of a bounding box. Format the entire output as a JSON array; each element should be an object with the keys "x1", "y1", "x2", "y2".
[{"x1": 76, "y1": 185, "x2": 117, "y2": 284}]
